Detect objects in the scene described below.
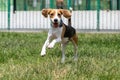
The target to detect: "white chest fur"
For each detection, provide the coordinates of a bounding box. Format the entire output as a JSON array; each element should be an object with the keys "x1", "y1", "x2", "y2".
[{"x1": 48, "y1": 27, "x2": 63, "y2": 39}]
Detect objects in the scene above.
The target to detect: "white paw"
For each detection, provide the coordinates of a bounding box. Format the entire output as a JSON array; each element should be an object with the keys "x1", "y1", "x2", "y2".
[
  {"x1": 48, "y1": 44, "x2": 54, "y2": 49},
  {"x1": 73, "y1": 56, "x2": 78, "y2": 61},
  {"x1": 40, "y1": 50, "x2": 46, "y2": 56}
]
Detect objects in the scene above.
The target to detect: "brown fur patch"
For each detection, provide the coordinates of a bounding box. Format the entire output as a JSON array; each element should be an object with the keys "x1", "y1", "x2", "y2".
[
  {"x1": 42, "y1": 9, "x2": 71, "y2": 19},
  {"x1": 58, "y1": 9, "x2": 71, "y2": 18},
  {"x1": 70, "y1": 34, "x2": 78, "y2": 45},
  {"x1": 61, "y1": 25, "x2": 66, "y2": 39}
]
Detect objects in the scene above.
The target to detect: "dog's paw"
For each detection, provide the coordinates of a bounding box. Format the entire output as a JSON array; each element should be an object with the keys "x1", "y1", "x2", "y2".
[
  {"x1": 73, "y1": 56, "x2": 78, "y2": 62},
  {"x1": 61, "y1": 58, "x2": 65, "y2": 63},
  {"x1": 48, "y1": 44, "x2": 54, "y2": 49},
  {"x1": 41, "y1": 53, "x2": 46, "y2": 56},
  {"x1": 40, "y1": 51, "x2": 46, "y2": 56}
]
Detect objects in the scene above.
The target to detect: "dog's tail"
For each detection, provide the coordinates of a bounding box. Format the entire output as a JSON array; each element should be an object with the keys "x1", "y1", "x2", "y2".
[
  {"x1": 68, "y1": 7, "x2": 73, "y2": 26},
  {"x1": 69, "y1": 7, "x2": 73, "y2": 13}
]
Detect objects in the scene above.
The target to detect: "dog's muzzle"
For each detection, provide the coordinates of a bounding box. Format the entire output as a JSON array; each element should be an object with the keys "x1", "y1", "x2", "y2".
[
  {"x1": 54, "y1": 19, "x2": 58, "y2": 23},
  {"x1": 52, "y1": 19, "x2": 59, "y2": 28}
]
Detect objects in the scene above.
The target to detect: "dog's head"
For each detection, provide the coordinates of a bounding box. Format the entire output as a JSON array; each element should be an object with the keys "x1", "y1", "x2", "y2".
[{"x1": 42, "y1": 9, "x2": 71, "y2": 28}]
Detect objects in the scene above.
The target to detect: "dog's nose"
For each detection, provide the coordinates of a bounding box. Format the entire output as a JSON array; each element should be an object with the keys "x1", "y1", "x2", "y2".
[{"x1": 54, "y1": 19, "x2": 58, "y2": 22}]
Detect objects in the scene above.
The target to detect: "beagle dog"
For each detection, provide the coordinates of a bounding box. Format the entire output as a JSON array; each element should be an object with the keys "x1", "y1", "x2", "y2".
[{"x1": 40, "y1": 9, "x2": 78, "y2": 63}]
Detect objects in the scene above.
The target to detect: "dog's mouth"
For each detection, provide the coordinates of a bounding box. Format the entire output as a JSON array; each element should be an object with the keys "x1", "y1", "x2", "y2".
[{"x1": 53, "y1": 22, "x2": 59, "y2": 28}]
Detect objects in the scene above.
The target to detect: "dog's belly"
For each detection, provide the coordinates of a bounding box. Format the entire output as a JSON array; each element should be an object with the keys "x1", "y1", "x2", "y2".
[{"x1": 62, "y1": 38, "x2": 69, "y2": 43}]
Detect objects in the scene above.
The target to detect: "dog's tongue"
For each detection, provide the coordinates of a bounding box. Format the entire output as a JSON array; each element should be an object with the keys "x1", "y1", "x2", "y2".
[{"x1": 53, "y1": 23, "x2": 58, "y2": 28}]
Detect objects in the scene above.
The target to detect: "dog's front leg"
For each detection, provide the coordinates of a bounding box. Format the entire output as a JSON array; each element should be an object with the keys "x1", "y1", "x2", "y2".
[
  {"x1": 40, "y1": 33, "x2": 52, "y2": 56},
  {"x1": 48, "y1": 38, "x2": 61, "y2": 48},
  {"x1": 40, "y1": 39, "x2": 49, "y2": 56}
]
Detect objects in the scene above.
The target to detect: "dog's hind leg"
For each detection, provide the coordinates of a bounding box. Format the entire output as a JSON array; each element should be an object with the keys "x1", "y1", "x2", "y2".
[
  {"x1": 71, "y1": 34, "x2": 78, "y2": 61},
  {"x1": 61, "y1": 42, "x2": 68, "y2": 63}
]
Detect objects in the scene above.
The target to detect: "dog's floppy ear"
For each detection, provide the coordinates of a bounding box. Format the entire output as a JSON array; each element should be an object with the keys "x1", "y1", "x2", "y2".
[
  {"x1": 59, "y1": 9, "x2": 71, "y2": 19},
  {"x1": 42, "y1": 9, "x2": 51, "y2": 18}
]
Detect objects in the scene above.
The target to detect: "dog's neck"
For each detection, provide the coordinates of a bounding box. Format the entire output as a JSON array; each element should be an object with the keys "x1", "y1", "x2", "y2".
[{"x1": 51, "y1": 19, "x2": 63, "y2": 28}]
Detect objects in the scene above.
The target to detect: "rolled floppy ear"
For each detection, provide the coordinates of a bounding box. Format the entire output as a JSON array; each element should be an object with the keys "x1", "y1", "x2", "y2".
[
  {"x1": 42, "y1": 9, "x2": 51, "y2": 18},
  {"x1": 60, "y1": 9, "x2": 71, "y2": 19}
]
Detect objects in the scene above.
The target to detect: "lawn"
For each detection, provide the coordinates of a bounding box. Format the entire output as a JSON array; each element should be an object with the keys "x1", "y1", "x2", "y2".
[{"x1": 0, "y1": 32, "x2": 120, "y2": 80}]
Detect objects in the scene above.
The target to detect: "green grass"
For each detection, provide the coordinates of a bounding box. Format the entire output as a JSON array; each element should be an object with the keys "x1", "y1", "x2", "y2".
[{"x1": 0, "y1": 32, "x2": 120, "y2": 80}]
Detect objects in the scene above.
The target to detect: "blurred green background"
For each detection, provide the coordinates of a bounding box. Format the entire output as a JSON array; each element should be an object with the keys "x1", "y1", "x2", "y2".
[{"x1": 0, "y1": 0, "x2": 120, "y2": 11}]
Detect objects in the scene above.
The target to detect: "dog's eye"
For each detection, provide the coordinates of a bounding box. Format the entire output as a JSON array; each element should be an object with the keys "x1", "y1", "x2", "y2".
[
  {"x1": 58, "y1": 13, "x2": 61, "y2": 16},
  {"x1": 50, "y1": 13, "x2": 54, "y2": 16}
]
